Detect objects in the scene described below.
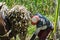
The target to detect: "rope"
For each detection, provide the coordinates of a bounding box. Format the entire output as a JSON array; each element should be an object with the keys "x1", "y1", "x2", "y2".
[{"x1": 0, "y1": 30, "x2": 11, "y2": 37}]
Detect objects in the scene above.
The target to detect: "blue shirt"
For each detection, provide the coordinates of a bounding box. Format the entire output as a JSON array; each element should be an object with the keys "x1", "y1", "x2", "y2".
[{"x1": 35, "y1": 13, "x2": 52, "y2": 29}]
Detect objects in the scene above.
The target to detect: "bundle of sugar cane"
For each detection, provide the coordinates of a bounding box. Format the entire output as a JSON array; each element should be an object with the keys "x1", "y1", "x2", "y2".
[{"x1": 8, "y1": 5, "x2": 31, "y2": 40}]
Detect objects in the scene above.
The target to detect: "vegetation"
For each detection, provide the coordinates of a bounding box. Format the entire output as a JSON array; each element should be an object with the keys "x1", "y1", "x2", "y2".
[{"x1": 0, "y1": 0, "x2": 59, "y2": 40}]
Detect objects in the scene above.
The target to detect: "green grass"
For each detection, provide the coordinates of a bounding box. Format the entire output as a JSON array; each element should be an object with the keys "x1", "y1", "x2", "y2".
[
  {"x1": 0, "y1": 0, "x2": 57, "y2": 40},
  {"x1": 28, "y1": 25, "x2": 36, "y2": 35}
]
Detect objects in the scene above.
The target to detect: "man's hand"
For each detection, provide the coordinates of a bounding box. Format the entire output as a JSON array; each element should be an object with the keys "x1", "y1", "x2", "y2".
[{"x1": 30, "y1": 34, "x2": 36, "y2": 40}]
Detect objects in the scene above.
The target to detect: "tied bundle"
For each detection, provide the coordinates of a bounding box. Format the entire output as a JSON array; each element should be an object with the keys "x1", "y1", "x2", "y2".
[{"x1": 8, "y1": 5, "x2": 31, "y2": 40}]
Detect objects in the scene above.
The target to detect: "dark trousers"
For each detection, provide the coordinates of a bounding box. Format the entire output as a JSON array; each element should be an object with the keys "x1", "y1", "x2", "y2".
[{"x1": 38, "y1": 27, "x2": 53, "y2": 40}]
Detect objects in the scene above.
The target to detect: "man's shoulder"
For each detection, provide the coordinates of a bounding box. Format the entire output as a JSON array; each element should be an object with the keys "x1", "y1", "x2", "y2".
[{"x1": 35, "y1": 13, "x2": 42, "y2": 17}]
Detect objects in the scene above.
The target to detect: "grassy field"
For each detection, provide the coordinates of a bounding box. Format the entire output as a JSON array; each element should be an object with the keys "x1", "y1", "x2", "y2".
[{"x1": 0, "y1": 0, "x2": 58, "y2": 40}]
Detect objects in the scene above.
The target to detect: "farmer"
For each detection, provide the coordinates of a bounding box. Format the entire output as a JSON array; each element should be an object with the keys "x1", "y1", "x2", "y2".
[{"x1": 30, "y1": 12, "x2": 53, "y2": 40}]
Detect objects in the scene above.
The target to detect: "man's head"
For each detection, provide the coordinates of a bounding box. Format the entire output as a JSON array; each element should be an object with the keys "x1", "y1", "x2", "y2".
[{"x1": 31, "y1": 15, "x2": 40, "y2": 25}]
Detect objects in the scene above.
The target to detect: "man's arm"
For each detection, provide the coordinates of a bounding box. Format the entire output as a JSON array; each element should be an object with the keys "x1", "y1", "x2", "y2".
[
  {"x1": 30, "y1": 33, "x2": 36, "y2": 40},
  {"x1": 30, "y1": 28, "x2": 41, "y2": 40}
]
